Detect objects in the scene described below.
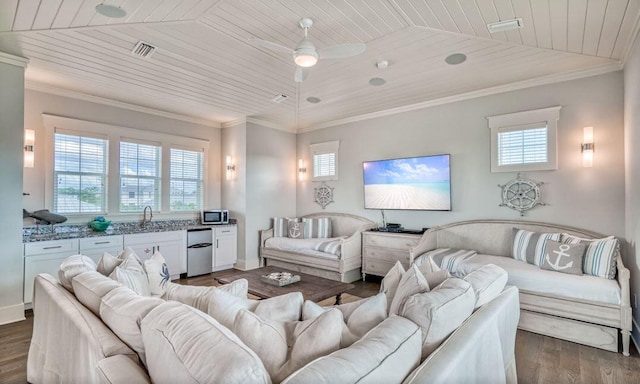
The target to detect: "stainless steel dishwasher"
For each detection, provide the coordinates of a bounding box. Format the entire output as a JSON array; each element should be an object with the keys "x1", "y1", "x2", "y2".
[{"x1": 187, "y1": 228, "x2": 213, "y2": 277}]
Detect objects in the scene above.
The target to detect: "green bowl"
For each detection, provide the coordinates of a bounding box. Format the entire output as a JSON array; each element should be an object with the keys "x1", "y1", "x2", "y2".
[{"x1": 90, "y1": 220, "x2": 111, "y2": 232}]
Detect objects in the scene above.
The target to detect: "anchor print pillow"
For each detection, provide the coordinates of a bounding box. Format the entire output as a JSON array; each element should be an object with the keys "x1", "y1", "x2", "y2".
[
  {"x1": 540, "y1": 240, "x2": 586, "y2": 275},
  {"x1": 288, "y1": 220, "x2": 304, "y2": 239}
]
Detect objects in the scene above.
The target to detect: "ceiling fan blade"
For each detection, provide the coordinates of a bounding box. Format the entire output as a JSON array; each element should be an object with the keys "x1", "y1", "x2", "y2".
[
  {"x1": 318, "y1": 43, "x2": 366, "y2": 59},
  {"x1": 248, "y1": 37, "x2": 293, "y2": 54},
  {"x1": 294, "y1": 66, "x2": 310, "y2": 82}
]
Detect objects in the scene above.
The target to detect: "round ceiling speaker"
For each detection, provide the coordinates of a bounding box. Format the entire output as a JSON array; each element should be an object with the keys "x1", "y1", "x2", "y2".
[
  {"x1": 95, "y1": 4, "x2": 127, "y2": 18},
  {"x1": 369, "y1": 77, "x2": 386, "y2": 86},
  {"x1": 445, "y1": 53, "x2": 467, "y2": 65}
]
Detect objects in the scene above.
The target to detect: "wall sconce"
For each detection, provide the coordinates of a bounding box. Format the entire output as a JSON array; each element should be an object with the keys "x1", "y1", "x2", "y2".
[
  {"x1": 225, "y1": 155, "x2": 235, "y2": 180},
  {"x1": 24, "y1": 129, "x2": 35, "y2": 168},
  {"x1": 581, "y1": 126, "x2": 594, "y2": 168},
  {"x1": 298, "y1": 159, "x2": 307, "y2": 181}
]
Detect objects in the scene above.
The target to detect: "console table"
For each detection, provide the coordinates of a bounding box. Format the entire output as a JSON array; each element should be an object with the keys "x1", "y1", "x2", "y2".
[{"x1": 362, "y1": 231, "x2": 422, "y2": 279}]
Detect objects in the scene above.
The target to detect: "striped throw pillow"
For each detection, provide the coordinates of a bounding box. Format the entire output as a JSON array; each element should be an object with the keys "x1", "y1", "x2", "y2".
[
  {"x1": 512, "y1": 228, "x2": 561, "y2": 266},
  {"x1": 560, "y1": 233, "x2": 619, "y2": 279},
  {"x1": 414, "y1": 248, "x2": 477, "y2": 276},
  {"x1": 302, "y1": 217, "x2": 332, "y2": 239},
  {"x1": 272, "y1": 217, "x2": 298, "y2": 237}
]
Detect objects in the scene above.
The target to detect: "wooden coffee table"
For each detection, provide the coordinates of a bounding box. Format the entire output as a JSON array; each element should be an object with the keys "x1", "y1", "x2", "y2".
[{"x1": 216, "y1": 266, "x2": 355, "y2": 304}]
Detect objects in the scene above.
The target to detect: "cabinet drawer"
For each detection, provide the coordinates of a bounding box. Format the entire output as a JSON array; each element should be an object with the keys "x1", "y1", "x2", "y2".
[
  {"x1": 363, "y1": 233, "x2": 420, "y2": 250},
  {"x1": 215, "y1": 226, "x2": 236, "y2": 236},
  {"x1": 124, "y1": 230, "x2": 184, "y2": 246},
  {"x1": 24, "y1": 239, "x2": 79, "y2": 256},
  {"x1": 363, "y1": 247, "x2": 409, "y2": 264},
  {"x1": 363, "y1": 258, "x2": 409, "y2": 276},
  {"x1": 79, "y1": 235, "x2": 123, "y2": 251}
]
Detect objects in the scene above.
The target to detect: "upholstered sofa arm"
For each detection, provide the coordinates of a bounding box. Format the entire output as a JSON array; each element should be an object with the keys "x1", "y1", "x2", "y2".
[
  {"x1": 409, "y1": 229, "x2": 439, "y2": 264},
  {"x1": 97, "y1": 355, "x2": 151, "y2": 384},
  {"x1": 162, "y1": 282, "x2": 217, "y2": 313},
  {"x1": 259, "y1": 227, "x2": 274, "y2": 247},
  {"x1": 340, "y1": 223, "x2": 374, "y2": 261}
]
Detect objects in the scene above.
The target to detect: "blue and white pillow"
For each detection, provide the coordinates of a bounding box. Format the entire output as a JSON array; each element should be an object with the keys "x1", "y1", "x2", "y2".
[
  {"x1": 512, "y1": 228, "x2": 561, "y2": 266},
  {"x1": 272, "y1": 217, "x2": 298, "y2": 237},
  {"x1": 302, "y1": 217, "x2": 332, "y2": 239},
  {"x1": 561, "y1": 233, "x2": 618, "y2": 279},
  {"x1": 414, "y1": 248, "x2": 477, "y2": 276}
]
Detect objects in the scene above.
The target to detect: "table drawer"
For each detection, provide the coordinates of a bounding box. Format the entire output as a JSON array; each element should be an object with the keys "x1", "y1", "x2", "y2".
[
  {"x1": 363, "y1": 258, "x2": 409, "y2": 276},
  {"x1": 363, "y1": 247, "x2": 409, "y2": 264},
  {"x1": 363, "y1": 233, "x2": 420, "y2": 250},
  {"x1": 25, "y1": 239, "x2": 79, "y2": 256}
]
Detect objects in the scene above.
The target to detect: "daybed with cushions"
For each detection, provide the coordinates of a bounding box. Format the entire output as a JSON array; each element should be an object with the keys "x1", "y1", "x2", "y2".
[
  {"x1": 410, "y1": 219, "x2": 632, "y2": 356},
  {"x1": 28, "y1": 249, "x2": 520, "y2": 383},
  {"x1": 259, "y1": 213, "x2": 376, "y2": 283}
]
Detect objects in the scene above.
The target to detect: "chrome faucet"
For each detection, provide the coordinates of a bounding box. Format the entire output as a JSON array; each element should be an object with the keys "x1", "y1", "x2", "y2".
[{"x1": 142, "y1": 206, "x2": 153, "y2": 227}]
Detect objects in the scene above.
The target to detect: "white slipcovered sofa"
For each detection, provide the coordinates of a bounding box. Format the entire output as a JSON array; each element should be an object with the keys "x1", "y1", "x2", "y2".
[
  {"x1": 28, "y1": 268, "x2": 520, "y2": 383},
  {"x1": 259, "y1": 213, "x2": 376, "y2": 283},
  {"x1": 410, "y1": 219, "x2": 632, "y2": 356}
]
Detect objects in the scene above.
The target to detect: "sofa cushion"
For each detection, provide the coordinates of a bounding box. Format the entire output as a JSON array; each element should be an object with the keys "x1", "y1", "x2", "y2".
[
  {"x1": 109, "y1": 254, "x2": 150, "y2": 296},
  {"x1": 234, "y1": 308, "x2": 342, "y2": 383},
  {"x1": 143, "y1": 250, "x2": 170, "y2": 297},
  {"x1": 389, "y1": 264, "x2": 430, "y2": 316},
  {"x1": 162, "y1": 279, "x2": 248, "y2": 313},
  {"x1": 301, "y1": 293, "x2": 387, "y2": 347},
  {"x1": 71, "y1": 270, "x2": 121, "y2": 316},
  {"x1": 99, "y1": 286, "x2": 164, "y2": 366},
  {"x1": 302, "y1": 217, "x2": 332, "y2": 239},
  {"x1": 264, "y1": 237, "x2": 342, "y2": 259},
  {"x1": 462, "y1": 264, "x2": 508, "y2": 309},
  {"x1": 141, "y1": 301, "x2": 271, "y2": 384},
  {"x1": 512, "y1": 228, "x2": 561, "y2": 266},
  {"x1": 207, "y1": 289, "x2": 303, "y2": 329},
  {"x1": 380, "y1": 261, "x2": 404, "y2": 313},
  {"x1": 458, "y1": 254, "x2": 622, "y2": 305},
  {"x1": 281, "y1": 316, "x2": 422, "y2": 384},
  {"x1": 58, "y1": 254, "x2": 97, "y2": 292},
  {"x1": 561, "y1": 233, "x2": 619, "y2": 279},
  {"x1": 540, "y1": 240, "x2": 586, "y2": 276},
  {"x1": 401, "y1": 278, "x2": 476, "y2": 359}
]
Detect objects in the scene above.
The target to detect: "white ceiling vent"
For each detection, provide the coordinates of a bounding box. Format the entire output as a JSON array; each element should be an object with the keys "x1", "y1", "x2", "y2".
[
  {"x1": 271, "y1": 94, "x2": 289, "y2": 103},
  {"x1": 131, "y1": 41, "x2": 156, "y2": 58}
]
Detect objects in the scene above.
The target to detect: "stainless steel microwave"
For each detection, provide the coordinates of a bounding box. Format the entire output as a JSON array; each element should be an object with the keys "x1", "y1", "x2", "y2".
[{"x1": 201, "y1": 209, "x2": 229, "y2": 225}]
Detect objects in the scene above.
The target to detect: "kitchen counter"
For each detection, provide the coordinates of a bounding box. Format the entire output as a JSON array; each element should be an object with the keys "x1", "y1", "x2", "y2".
[{"x1": 23, "y1": 219, "x2": 236, "y2": 243}]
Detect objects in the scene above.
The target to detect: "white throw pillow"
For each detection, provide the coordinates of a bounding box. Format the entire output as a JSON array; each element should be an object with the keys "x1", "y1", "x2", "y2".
[
  {"x1": 162, "y1": 279, "x2": 248, "y2": 312},
  {"x1": 141, "y1": 301, "x2": 271, "y2": 384},
  {"x1": 422, "y1": 269, "x2": 451, "y2": 289},
  {"x1": 207, "y1": 289, "x2": 303, "y2": 330},
  {"x1": 388, "y1": 264, "x2": 430, "y2": 316},
  {"x1": 379, "y1": 261, "x2": 405, "y2": 313},
  {"x1": 401, "y1": 278, "x2": 476, "y2": 359},
  {"x1": 99, "y1": 286, "x2": 164, "y2": 366},
  {"x1": 58, "y1": 254, "x2": 97, "y2": 292},
  {"x1": 96, "y1": 251, "x2": 123, "y2": 276},
  {"x1": 302, "y1": 292, "x2": 387, "y2": 347},
  {"x1": 462, "y1": 264, "x2": 508, "y2": 309},
  {"x1": 143, "y1": 250, "x2": 170, "y2": 297},
  {"x1": 109, "y1": 254, "x2": 151, "y2": 296},
  {"x1": 71, "y1": 270, "x2": 121, "y2": 316},
  {"x1": 233, "y1": 308, "x2": 342, "y2": 383}
]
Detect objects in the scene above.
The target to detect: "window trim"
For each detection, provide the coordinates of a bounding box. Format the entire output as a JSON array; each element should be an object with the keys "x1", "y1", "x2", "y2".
[
  {"x1": 310, "y1": 140, "x2": 339, "y2": 181},
  {"x1": 487, "y1": 106, "x2": 561, "y2": 173},
  {"x1": 43, "y1": 114, "x2": 209, "y2": 217}
]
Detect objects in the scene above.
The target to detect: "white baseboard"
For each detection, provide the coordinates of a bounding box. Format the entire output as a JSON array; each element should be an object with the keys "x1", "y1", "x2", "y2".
[
  {"x1": 0, "y1": 303, "x2": 25, "y2": 325},
  {"x1": 234, "y1": 258, "x2": 261, "y2": 271}
]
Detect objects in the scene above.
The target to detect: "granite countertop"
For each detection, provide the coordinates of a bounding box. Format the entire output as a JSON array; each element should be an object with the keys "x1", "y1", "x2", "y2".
[{"x1": 23, "y1": 219, "x2": 235, "y2": 243}]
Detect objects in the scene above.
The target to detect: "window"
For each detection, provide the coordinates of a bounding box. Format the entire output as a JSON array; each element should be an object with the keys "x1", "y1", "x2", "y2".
[
  {"x1": 119, "y1": 141, "x2": 161, "y2": 212},
  {"x1": 310, "y1": 140, "x2": 339, "y2": 181},
  {"x1": 53, "y1": 131, "x2": 108, "y2": 214},
  {"x1": 170, "y1": 148, "x2": 204, "y2": 211},
  {"x1": 488, "y1": 106, "x2": 561, "y2": 173}
]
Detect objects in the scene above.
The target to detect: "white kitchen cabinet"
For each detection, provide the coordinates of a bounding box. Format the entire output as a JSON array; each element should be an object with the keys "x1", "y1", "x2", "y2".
[
  {"x1": 79, "y1": 235, "x2": 124, "y2": 264},
  {"x1": 213, "y1": 226, "x2": 237, "y2": 271},
  {"x1": 24, "y1": 239, "x2": 79, "y2": 304},
  {"x1": 124, "y1": 231, "x2": 187, "y2": 278}
]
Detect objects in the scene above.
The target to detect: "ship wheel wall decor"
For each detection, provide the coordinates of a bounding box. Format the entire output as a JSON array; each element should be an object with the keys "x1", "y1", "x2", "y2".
[
  {"x1": 314, "y1": 182, "x2": 334, "y2": 209},
  {"x1": 498, "y1": 173, "x2": 546, "y2": 216}
]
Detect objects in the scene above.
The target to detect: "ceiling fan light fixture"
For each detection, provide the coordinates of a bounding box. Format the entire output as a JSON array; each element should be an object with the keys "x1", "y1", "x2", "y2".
[{"x1": 294, "y1": 51, "x2": 318, "y2": 67}]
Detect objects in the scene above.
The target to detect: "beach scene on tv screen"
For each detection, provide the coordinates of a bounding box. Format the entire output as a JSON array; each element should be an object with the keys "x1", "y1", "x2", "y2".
[{"x1": 364, "y1": 155, "x2": 451, "y2": 210}]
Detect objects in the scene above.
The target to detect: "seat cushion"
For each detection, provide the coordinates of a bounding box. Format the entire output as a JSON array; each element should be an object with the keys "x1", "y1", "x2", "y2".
[
  {"x1": 141, "y1": 301, "x2": 271, "y2": 384},
  {"x1": 58, "y1": 254, "x2": 97, "y2": 292},
  {"x1": 462, "y1": 264, "x2": 508, "y2": 309},
  {"x1": 459, "y1": 254, "x2": 622, "y2": 305},
  {"x1": 71, "y1": 270, "x2": 122, "y2": 316},
  {"x1": 162, "y1": 279, "x2": 248, "y2": 313}
]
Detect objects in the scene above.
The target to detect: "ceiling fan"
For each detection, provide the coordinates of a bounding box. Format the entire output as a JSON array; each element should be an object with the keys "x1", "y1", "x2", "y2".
[{"x1": 249, "y1": 18, "x2": 366, "y2": 82}]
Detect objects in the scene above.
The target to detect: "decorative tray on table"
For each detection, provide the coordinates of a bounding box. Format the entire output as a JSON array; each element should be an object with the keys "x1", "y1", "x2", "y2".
[{"x1": 260, "y1": 272, "x2": 301, "y2": 287}]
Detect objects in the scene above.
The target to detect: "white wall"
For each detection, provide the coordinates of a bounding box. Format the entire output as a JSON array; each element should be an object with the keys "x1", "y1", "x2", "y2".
[
  {"x1": 297, "y1": 72, "x2": 625, "y2": 237},
  {"x1": 624, "y1": 33, "x2": 640, "y2": 345},
  {"x1": 0, "y1": 54, "x2": 27, "y2": 324},
  {"x1": 23, "y1": 89, "x2": 221, "y2": 223}
]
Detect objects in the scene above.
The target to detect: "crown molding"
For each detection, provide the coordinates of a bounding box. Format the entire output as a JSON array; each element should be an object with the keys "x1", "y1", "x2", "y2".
[
  {"x1": 221, "y1": 118, "x2": 246, "y2": 128},
  {"x1": 0, "y1": 51, "x2": 29, "y2": 68},
  {"x1": 298, "y1": 62, "x2": 623, "y2": 133},
  {"x1": 247, "y1": 117, "x2": 295, "y2": 133},
  {"x1": 25, "y1": 81, "x2": 222, "y2": 128}
]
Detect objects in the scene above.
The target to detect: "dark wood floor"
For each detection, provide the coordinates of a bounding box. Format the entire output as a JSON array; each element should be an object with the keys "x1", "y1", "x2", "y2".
[{"x1": 2, "y1": 270, "x2": 640, "y2": 384}]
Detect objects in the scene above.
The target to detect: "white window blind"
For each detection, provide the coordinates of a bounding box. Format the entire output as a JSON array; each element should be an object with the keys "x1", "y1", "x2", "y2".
[
  {"x1": 170, "y1": 148, "x2": 204, "y2": 211},
  {"x1": 119, "y1": 141, "x2": 161, "y2": 212},
  {"x1": 497, "y1": 125, "x2": 548, "y2": 166},
  {"x1": 310, "y1": 140, "x2": 339, "y2": 181},
  {"x1": 54, "y1": 132, "x2": 108, "y2": 214}
]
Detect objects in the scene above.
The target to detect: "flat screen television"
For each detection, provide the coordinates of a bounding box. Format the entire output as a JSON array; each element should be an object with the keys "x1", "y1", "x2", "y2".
[{"x1": 363, "y1": 154, "x2": 451, "y2": 211}]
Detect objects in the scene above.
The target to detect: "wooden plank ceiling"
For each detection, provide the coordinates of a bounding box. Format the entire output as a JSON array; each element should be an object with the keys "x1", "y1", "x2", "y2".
[{"x1": 0, "y1": 0, "x2": 637, "y2": 131}]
